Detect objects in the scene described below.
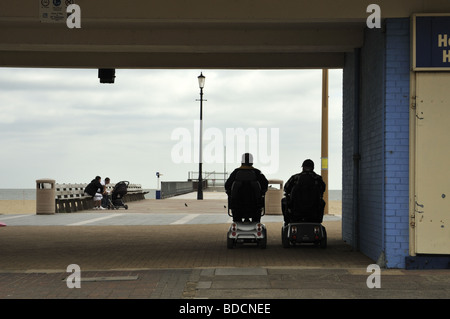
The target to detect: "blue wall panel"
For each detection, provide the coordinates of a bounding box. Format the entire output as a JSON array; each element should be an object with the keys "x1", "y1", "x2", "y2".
[
  {"x1": 384, "y1": 19, "x2": 410, "y2": 268},
  {"x1": 342, "y1": 18, "x2": 410, "y2": 268},
  {"x1": 358, "y1": 26, "x2": 385, "y2": 263}
]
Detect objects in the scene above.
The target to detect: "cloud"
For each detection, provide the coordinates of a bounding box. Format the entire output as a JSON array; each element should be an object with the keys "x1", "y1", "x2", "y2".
[{"x1": 0, "y1": 68, "x2": 343, "y2": 190}]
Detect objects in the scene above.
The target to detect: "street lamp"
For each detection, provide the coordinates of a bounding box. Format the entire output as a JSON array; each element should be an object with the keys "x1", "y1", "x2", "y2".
[{"x1": 197, "y1": 72, "x2": 205, "y2": 200}]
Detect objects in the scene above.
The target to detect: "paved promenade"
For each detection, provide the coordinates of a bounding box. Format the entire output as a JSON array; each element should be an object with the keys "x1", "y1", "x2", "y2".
[{"x1": 0, "y1": 192, "x2": 449, "y2": 303}]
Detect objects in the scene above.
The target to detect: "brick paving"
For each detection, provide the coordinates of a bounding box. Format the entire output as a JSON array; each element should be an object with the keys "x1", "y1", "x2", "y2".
[
  {"x1": 1, "y1": 221, "x2": 449, "y2": 300},
  {"x1": 0, "y1": 195, "x2": 449, "y2": 301},
  {"x1": 0, "y1": 222, "x2": 369, "y2": 271}
]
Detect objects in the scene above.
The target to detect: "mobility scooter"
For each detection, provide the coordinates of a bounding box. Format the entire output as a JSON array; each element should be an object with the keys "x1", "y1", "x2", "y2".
[
  {"x1": 226, "y1": 170, "x2": 267, "y2": 249},
  {"x1": 281, "y1": 177, "x2": 327, "y2": 248}
]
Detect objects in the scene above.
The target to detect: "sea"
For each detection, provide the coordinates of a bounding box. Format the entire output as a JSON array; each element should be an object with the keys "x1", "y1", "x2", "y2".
[
  {"x1": 1, "y1": 189, "x2": 342, "y2": 201},
  {"x1": 0, "y1": 189, "x2": 155, "y2": 200}
]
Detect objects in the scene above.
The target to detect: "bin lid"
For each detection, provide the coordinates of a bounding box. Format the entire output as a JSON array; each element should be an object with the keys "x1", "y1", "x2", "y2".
[
  {"x1": 268, "y1": 179, "x2": 283, "y2": 184},
  {"x1": 36, "y1": 178, "x2": 55, "y2": 183}
]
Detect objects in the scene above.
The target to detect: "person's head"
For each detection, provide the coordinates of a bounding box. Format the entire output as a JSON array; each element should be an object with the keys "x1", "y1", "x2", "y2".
[
  {"x1": 105, "y1": 177, "x2": 110, "y2": 184},
  {"x1": 241, "y1": 153, "x2": 254, "y2": 166},
  {"x1": 95, "y1": 176, "x2": 101, "y2": 181},
  {"x1": 302, "y1": 159, "x2": 314, "y2": 171}
]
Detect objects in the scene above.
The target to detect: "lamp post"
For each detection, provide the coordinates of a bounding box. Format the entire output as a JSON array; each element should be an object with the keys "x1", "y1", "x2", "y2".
[{"x1": 197, "y1": 72, "x2": 205, "y2": 200}]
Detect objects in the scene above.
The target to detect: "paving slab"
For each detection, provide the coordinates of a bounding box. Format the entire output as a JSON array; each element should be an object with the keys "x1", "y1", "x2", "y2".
[{"x1": 215, "y1": 268, "x2": 268, "y2": 276}]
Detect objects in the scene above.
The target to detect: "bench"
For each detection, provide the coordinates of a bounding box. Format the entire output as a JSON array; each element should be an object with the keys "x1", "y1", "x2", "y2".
[{"x1": 55, "y1": 182, "x2": 148, "y2": 213}]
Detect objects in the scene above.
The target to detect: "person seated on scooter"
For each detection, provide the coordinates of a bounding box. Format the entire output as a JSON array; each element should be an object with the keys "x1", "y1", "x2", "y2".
[
  {"x1": 225, "y1": 153, "x2": 269, "y2": 222},
  {"x1": 282, "y1": 159, "x2": 326, "y2": 225}
]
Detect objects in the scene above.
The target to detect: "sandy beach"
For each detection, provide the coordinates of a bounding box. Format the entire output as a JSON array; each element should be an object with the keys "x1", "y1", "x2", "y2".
[
  {"x1": 0, "y1": 200, "x2": 37, "y2": 215},
  {"x1": 1, "y1": 199, "x2": 342, "y2": 215}
]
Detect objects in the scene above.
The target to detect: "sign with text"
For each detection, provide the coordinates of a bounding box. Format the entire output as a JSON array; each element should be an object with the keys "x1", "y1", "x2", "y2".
[
  {"x1": 39, "y1": 0, "x2": 75, "y2": 23},
  {"x1": 413, "y1": 14, "x2": 450, "y2": 70}
]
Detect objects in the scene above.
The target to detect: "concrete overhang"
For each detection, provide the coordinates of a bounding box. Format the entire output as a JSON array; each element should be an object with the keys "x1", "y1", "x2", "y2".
[{"x1": 1, "y1": 0, "x2": 450, "y2": 69}]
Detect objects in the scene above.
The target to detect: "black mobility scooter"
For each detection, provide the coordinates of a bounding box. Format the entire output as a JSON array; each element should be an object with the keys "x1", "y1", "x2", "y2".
[
  {"x1": 281, "y1": 174, "x2": 327, "y2": 248},
  {"x1": 227, "y1": 170, "x2": 267, "y2": 249}
]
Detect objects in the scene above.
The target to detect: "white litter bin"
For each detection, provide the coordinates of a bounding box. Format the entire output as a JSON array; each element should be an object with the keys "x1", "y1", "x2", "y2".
[
  {"x1": 36, "y1": 179, "x2": 56, "y2": 215},
  {"x1": 265, "y1": 179, "x2": 284, "y2": 215}
]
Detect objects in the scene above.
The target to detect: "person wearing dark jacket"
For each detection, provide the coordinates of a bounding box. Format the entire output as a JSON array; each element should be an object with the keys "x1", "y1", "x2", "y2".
[
  {"x1": 225, "y1": 153, "x2": 269, "y2": 222},
  {"x1": 84, "y1": 176, "x2": 105, "y2": 210},
  {"x1": 282, "y1": 159, "x2": 326, "y2": 224},
  {"x1": 225, "y1": 153, "x2": 269, "y2": 195}
]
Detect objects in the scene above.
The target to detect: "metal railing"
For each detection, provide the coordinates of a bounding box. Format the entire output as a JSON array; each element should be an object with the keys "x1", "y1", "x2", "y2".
[
  {"x1": 160, "y1": 181, "x2": 194, "y2": 199},
  {"x1": 188, "y1": 171, "x2": 229, "y2": 187}
]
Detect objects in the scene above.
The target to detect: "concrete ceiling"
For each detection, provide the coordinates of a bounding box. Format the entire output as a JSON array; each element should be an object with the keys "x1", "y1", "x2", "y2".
[{"x1": 1, "y1": 0, "x2": 450, "y2": 69}]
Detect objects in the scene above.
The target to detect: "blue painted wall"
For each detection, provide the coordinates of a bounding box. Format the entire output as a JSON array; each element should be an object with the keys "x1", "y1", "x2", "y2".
[
  {"x1": 360, "y1": 25, "x2": 385, "y2": 263},
  {"x1": 383, "y1": 19, "x2": 410, "y2": 268},
  {"x1": 342, "y1": 18, "x2": 410, "y2": 268}
]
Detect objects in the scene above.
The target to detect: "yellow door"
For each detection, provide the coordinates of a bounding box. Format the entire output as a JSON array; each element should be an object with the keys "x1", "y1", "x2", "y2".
[{"x1": 415, "y1": 73, "x2": 450, "y2": 254}]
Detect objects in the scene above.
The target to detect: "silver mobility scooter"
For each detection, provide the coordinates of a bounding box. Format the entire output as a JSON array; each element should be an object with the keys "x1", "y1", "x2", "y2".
[
  {"x1": 281, "y1": 176, "x2": 327, "y2": 248},
  {"x1": 227, "y1": 170, "x2": 267, "y2": 249}
]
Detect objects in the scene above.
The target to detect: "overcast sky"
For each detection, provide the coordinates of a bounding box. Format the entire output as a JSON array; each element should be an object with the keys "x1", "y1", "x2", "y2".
[{"x1": 0, "y1": 68, "x2": 343, "y2": 190}]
